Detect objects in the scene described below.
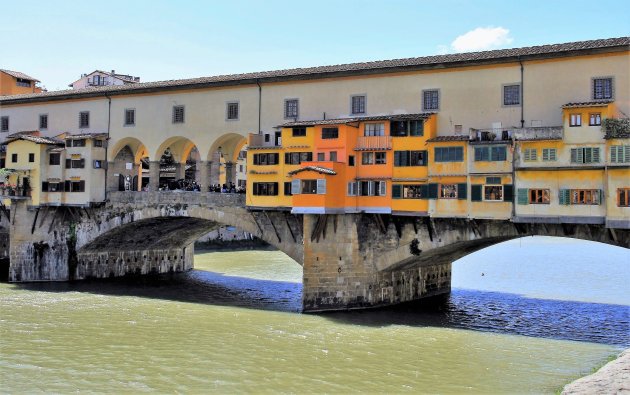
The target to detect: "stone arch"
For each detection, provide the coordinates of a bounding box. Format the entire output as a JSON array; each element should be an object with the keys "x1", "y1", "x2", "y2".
[
  {"x1": 154, "y1": 136, "x2": 201, "y2": 164},
  {"x1": 108, "y1": 137, "x2": 149, "y2": 192},
  {"x1": 208, "y1": 133, "x2": 249, "y2": 188}
]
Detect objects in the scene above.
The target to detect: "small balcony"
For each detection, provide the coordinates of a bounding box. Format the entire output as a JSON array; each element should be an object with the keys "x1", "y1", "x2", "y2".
[
  {"x1": 470, "y1": 126, "x2": 563, "y2": 142},
  {"x1": 355, "y1": 136, "x2": 392, "y2": 151}
]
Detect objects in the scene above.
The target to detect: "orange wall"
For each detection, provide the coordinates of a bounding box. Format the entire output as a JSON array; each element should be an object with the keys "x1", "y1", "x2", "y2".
[{"x1": 0, "y1": 73, "x2": 43, "y2": 95}]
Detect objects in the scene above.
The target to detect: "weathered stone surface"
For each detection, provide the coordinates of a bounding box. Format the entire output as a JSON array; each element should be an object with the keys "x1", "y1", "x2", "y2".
[{"x1": 562, "y1": 349, "x2": 630, "y2": 395}]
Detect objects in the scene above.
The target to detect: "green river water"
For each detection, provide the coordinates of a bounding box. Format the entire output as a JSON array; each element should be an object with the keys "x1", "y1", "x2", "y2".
[{"x1": 1, "y1": 237, "x2": 628, "y2": 393}]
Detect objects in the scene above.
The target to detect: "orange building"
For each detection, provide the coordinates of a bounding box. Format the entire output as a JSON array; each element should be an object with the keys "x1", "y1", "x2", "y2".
[{"x1": 0, "y1": 69, "x2": 44, "y2": 95}]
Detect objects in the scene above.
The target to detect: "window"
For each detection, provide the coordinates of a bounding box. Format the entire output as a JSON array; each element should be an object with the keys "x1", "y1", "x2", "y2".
[
  {"x1": 301, "y1": 180, "x2": 318, "y2": 194},
  {"x1": 593, "y1": 77, "x2": 613, "y2": 100},
  {"x1": 284, "y1": 152, "x2": 312, "y2": 165},
  {"x1": 374, "y1": 152, "x2": 386, "y2": 164},
  {"x1": 570, "y1": 114, "x2": 582, "y2": 127},
  {"x1": 589, "y1": 113, "x2": 601, "y2": 126},
  {"x1": 71, "y1": 139, "x2": 86, "y2": 147},
  {"x1": 524, "y1": 148, "x2": 537, "y2": 161},
  {"x1": 292, "y1": 127, "x2": 306, "y2": 137},
  {"x1": 252, "y1": 182, "x2": 278, "y2": 196},
  {"x1": 422, "y1": 89, "x2": 439, "y2": 111},
  {"x1": 93, "y1": 160, "x2": 103, "y2": 169},
  {"x1": 11, "y1": 153, "x2": 17, "y2": 163},
  {"x1": 94, "y1": 139, "x2": 103, "y2": 147},
  {"x1": 348, "y1": 155, "x2": 355, "y2": 166},
  {"x1": 329, "y1": 151, "x2": 337, "y2": 162},
  {"x1": 79, "y1": 111, "x2": 89, "y2": 128},
  {"x1": 347, "y1": 182, "x2": 358, "y2": 196},
  {"x1": 529, "y1": 189, "x2": 550, "y2": 204},
  {"x1": 362, "y1": 152, "x2": 374, "y2": 165},
  {"x1": 321, "y1": 128, "x2": 338, "y2": 139},
  {"x1": 28, "y1": 153, "x2": 35, "y2": 163},
  {"x1": 284, "y1": 182, "x2": 292, "y2": 196},
  {"x1": 124, "y1": 109, "x2": 135, "y2": 126},
  {"x1": 42, "y1": 182, "x2": 62, "y2": 192},
  {"x1": 16, "y1": 78, "x2": 31, "y2": 87},
  {"x1": 284, "y1": 99, "x2": 298, "y2": 119},
  {"x1": 570, "y1": 189, "x2": 601, "y2": 205},
  {"x1": 359, "y1": 181, "x2": 386, "y2": 196},
  {"x1": 542, "y1": 148, "x2": 557, "y2": 162},
  {"x1": 1, "y1": 116, "x2": 8, "y2": 132},
  {"x1": 503, "y1": 84, "x2": 520, "y2": 106},
  {"x1": 253, "y1": 153, "x2": 280, "y2": 165},
  {"x1": 394, "y1": 150, "x2": 427, "y2": 166},
  {"x1": 364, "y1": 123, "x2": 384, "y2": 136},
  {"x1": 39, "y1": 114, "x2": 48, "y2": 130},
  {"x1": 226, "y1": 102, "x2": 239, "y2": 120},
  {"x1": 317, "y1": 152, "x2": 325, "y2": 161},
  {"x1": 434, "y1": 147, "x2": 463, "y2": 162},
  {"x1": 66, "y1": 180, "x2": 86, "y2": 192},
  {"x1": 484, "y1": 185, "x2": 503, "y2": 201},
  {"x1": 571, "y1": 147, "x2": 600, "y2": 164},
  {"x1": 618, "y1": 188, "x2": 630, "y2": 207},
  {"x1": 390, "y1": 120, "x2": 424, "y2": 137},
  {"x1": 392, "y1": 184, "x2": 427, "y2": 199},
  {"x1": 440, "y1": 184, "x2": 458, "y2": 199},
  {"x1": 49, "y1": 153, "x2": 61, "y2": 165},
  {"x1": 264, "y1": 134, "x2": 270, "y2": 142},
  {"x1": 172, "y1": 105, "x2": 185, "y2": 123},
  {"x1": 351, "y1": 95, "x2": 366, "y2": 114},
  {"x1": 474, "y1": 146, "x2": 507, "y2": 161},
  {"x1": 65, "y1": 158, "x2": 86, "y2": 168},
  {"x1": 610, "y1": 145, "x2": 630, "y2": 163}
]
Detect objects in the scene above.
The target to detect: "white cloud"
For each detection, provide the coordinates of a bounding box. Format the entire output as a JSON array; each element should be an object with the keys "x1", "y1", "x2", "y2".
[{"x1": 450, "y1": 27, "x2": 513, "y2": 52}]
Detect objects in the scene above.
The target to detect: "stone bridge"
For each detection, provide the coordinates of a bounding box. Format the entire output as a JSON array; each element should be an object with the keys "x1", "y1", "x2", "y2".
[{"x1": 5, "y1": 191, "x2": 629, "y2": 312}]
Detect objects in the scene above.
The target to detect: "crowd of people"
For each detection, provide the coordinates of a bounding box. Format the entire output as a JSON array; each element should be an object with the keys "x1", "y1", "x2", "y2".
[{"x1": 154, "y1": 179, "x2": 245, "y2": 194}]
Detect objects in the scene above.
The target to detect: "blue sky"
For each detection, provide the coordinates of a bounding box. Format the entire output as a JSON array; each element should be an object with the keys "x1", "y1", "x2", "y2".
[{"x1": 1, "y1": 0, "x2": 628, "y2": 91}]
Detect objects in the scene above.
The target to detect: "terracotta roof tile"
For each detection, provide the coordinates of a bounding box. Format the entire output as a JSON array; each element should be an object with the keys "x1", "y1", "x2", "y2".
[
  {"x1": 0, "y1": 69, "x2": 39, "y2": 82},
  {"x1": 2, "y1": 134, "x2": 64, "y2": 145},
  {"x1": 562, "y1": 100, "x2": 614, "y2": 108},
  {"x1": 2, "y1": 37, "x2": 628, "y2": 104},
  {"x1": 280, "y1": 113, "x2": 434, "y2": 127},
  {"x1": 288, "y1": 166, "x2": 336, "y2": 175},
  {"x1": 426, "y1": 135, "x2": 471, "y2": 142}
]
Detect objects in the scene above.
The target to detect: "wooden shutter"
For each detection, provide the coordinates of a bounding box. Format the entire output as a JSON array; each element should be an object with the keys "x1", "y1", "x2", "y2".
[
  {"x1": 64, "y1": 181, "x2": 71, "y2": 192},
  {"x1": 457, "y1": 183, "x2": 467, "y2": 200},
  {"x1": 559, "y1": 189, "x2": 571, "y2": 205},
  {"x1": 471, "y1": 185, "x2": 483, "y2": 202},
  {"x1": 392, "y1": 184, "x2": 401, "y2": 199},
  {"x1": 66, "y1": 158, "x2": 72, "y2": 168},
  {"x1": 79, "y1": 181, "x2": 86, "y2": 192},
  {"x1": 503, "y1": 184, "x2": 514, "y2": 202},
  {"x1": 79, "y1": 159, "x2": 85, "y2": 168},
  {"x1": 291, "y1": 179, "x2": 301, "y2": 195},
  {"x1": 592, "y1": 147, "x2": 600, "y2": 163},
  {"x1": 576, "y1": 148, "x2": 584, "y2": 163},
  {"x1": 517, "y1": 188, "x2": 528, "y2": 205},
  {"x1": 419, "y1": 184, "x2": 429, "y2": 199},
  {"x1": 368, "y1": 181, "x2": 374, "y2": 196},
  {"x1": 428, "y1": 183, "x2": 438, "y2": 199},
  {"x1": 379, "y1": 181, "x2": 386, "y2": 196},
  {"x1": 316, "y1": 179, "x2": 326, "y2": 194},
  {"x1": 284, "y1": 153, "x2": 290, "y2": 164},
  {"x1": 41, "y1": 181, "x2": 48, "y2": 192},
  {"x1": 597, "y1": 189, "x2": 603, "y2": 205}
]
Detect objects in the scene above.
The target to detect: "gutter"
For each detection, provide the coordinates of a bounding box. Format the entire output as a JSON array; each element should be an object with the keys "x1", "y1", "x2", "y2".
[
  {"x1": 104, "y1": 94, "x2": 111, "y2": 200},
  {"x1": 518, "y1": 56, "x2": 525, "y2": 128}
]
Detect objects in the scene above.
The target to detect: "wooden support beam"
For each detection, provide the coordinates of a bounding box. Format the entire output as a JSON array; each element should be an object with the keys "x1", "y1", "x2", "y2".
[
  {"x1": 250, "y1": 212, "x2": 264, "y2": 236},
  {"x1": 321, "y1": 214, "x2": 328, "y2": 240},
  {"x1": 333, "y1": 215, "x2": 337, "y2": 233},
  {"x1": 47, "y1": 207, "x2": 59, "y2": 233},
  {"x1": 83, "y1": 208, "x2": 91, "y2": 220},
  {"x1": 425, "y1": 217, "x2": 434, "y2": 242},
  {"x1": 39, "y1": 207, "x2": 50, "y2": 228},
  {"x1": 31, "y1": 208, "x2": 40, "y2": 234},
  {"x1": 67, "y1": 207, "x2": 81, "y2": 223},
  {"x1": 263, "y1": 210, "x2": 281, "y2": 243},
  {"x1": 283, "y1": 212, "x2": 296, "y2": 243},
  {"x1": 412, "y1": 218, "x2": 418, "y2": 234}
]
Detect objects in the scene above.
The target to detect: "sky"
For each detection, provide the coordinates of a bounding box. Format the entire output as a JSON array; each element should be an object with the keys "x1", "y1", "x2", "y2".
[{"x1": 1, "y1": 0, "x2": 628, "y2": 92}]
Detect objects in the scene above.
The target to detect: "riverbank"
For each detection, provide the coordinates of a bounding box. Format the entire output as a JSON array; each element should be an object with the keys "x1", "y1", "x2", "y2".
[{"x1": 561, "y1": 348, "x2": 629, "y2": 394}]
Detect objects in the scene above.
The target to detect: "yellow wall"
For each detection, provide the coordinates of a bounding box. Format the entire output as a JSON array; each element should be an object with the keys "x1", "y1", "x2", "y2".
[
  {"x1": 0, "y1": 72, "x2": 43, "y2": 95},
  {"x1": 4, "y1": 140, "x2": 44, "y2": 206}
]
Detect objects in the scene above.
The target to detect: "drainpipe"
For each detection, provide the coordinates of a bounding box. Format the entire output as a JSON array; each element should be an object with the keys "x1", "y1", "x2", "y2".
[
  {"x1": 518, "y1": 56, "x2": 524, "y2": 128},
  {"x1": 104, "y1": 94, "x2": 111, "y2": 200},
  {"x1": 256, "y1": 79, "x2": 262, "y2": 134}
]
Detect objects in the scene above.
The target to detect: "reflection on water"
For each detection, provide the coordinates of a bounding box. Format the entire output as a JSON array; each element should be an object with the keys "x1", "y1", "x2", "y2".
[{"x1": 1, "y1": 238, "x2": 628, "y2": 393}]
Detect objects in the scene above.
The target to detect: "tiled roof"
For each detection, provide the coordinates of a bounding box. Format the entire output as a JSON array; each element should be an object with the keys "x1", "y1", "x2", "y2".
[
  {"x1": 562, "y1": 100, "x2": 614, "y2": 108},
  {"x1": 280, "y1": 113, "x2": 434, "y2": 128},
  {"x1": 2, "y1": 134, "x2": 64, "y2": 145},
  {"x1": 2, "y1": 36, "x2": 628, "y2": 104},
  {"x1": 288, "y1": 166, "x2": 336, "y2": 175},
  {"x1": 426, "y1": 135, "x2": 471, "y2": 142},
  {"x1": 0, "y1": 69, "x2": 39, "y2": 82},
  {"x1": 65, "y1": 132, "x2": 108, "y2": 139}
]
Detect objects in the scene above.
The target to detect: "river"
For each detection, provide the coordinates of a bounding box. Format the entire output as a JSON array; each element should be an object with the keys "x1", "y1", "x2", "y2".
[{"x1": 1, "y1": 236, "x2": 628, "y2": 393}]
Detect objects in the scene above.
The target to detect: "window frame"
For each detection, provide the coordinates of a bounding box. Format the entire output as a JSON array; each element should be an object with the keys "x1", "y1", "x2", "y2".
[
  {"x1": 79, "y1": 111, "x2": 90, "y2": 128},
  {"x1": 569, "y1": 113, "x2": 582, "y2": 127},
  {"x1": 39, "y1": 114, "x2": 48, "y2": 130},
  {"x1": 592, "y1": 76, "x2": 614, "y2": 100},
  {"x1": 422, "y1": 89, "x2": 440, "y2": 111},
  {"x1": 1, "y1": 116, "x2": 8, "y2": 132},
  {"x1": 434, "y1": 147, "x2": 463, "y2": 162},
  {"x1": 570, "y1": 189, "x2": 601, "y2": 205},
  {"x1": 226, "y1": 101, "x2": 239, "y2": 121},
  {"x1": 542, "y1": 148, "x2": 557, "y2": 162},
  {"x1": 291, "y1": 127, "x2": 306, "y2": 137},
  {"x1": 49, "y1": 153, "x2": 61, "y2": 165},
  {"x1": 284, "y1": 98, "x2": 299, "y2": 119},
  {"x1": 28, "y1": 153, "x2": 35, "y2": 163},
  {"x1": 350, "y1": 94, "x2": 366, "y2": 115},
  {"x1": 172, "y1": 105, "x2": 185, "y2": 124},
  {"x1": 439, "y1": 183, "x2": 458, "y2": 199},
  {"x1": 124, "y1": 108, "x2": 136, "y2": 126},
  {"x1": 502, "y1": 83, "x2": 521, "y2": 106},
  {"x1": 529, "y1": 188, "x2": 550, "y2": 204},
  {"x1": 523, "y1": 148, "x2": 538, "y2": 162},
  {"x1": 321, "y1": 127, "x2": 338, "y2": 139},
  {"x1": 618, "y1": 188, "x2": 630, "y2": 207},
  {"x1": 589, "y1": 113, "x2": 601, "y2": 126},
  {"x1": 364, "y1": 122, "x2": 385, "y2": 137}
]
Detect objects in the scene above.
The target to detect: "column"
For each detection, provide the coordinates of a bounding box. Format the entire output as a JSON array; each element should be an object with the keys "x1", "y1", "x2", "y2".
[
  {"x1": 197, "y1": 160, "x2": 211, "y2": 191},
  {"x1": 149, "y1": 161, "x2": 160, "y2": 191},
  {"x1": 175, "y1": 162, "x2": 186, "y2": 180},
  {"x1": 209, "y1": 160, "x2": 220, "y2": 186},
  {"x1": 225, "y1": 161, "x2": 235, "y2": 186}
]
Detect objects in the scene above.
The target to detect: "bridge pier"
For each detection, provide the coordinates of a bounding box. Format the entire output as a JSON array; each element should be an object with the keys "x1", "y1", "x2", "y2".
[{"x1": 149, "y1": 161, "x2": 160, "y2": 190}]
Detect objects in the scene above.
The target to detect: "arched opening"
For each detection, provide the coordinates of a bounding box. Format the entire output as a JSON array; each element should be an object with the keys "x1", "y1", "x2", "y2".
[
  {"x1": 109, "y1": 137, "x2": 149, "y2": 191},
  {"x1": 208, "y1": 133, "x2": 248, "y2": 192},
  {"x1": 154, "y1": 137, "x2": 201, "y2": 191}
]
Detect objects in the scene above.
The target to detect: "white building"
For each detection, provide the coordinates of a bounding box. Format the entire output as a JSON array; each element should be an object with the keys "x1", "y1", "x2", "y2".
[{"x1": 69, "y1": 70, "x2": 140, "y2": 90}]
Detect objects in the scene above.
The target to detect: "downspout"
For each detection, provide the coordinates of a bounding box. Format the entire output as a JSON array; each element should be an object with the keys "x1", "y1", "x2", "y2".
[
  {"x1": 104, "y1": 94, "x2": 111, "y2": 200},
  {"x1": 256, "y1": 79, "x2": 262, "y2": 134},
  {"x1": 518, "y1": 56, "x2": 524, "y2": 128}
]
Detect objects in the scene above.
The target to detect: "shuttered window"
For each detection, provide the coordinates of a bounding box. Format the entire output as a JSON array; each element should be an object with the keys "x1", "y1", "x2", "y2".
[
  {"x1": 474, "y1": 146, "x2": 507, "y2": 161},
  {"x1": 284, "y1": 182, "x2": 292, "y2": 196},
  {"x1": 457, "y1": 183, "x2": 467, "y2": 200},
  {"x1": 316, "y1": 179, "x2": 326, "y2": 195},
  {"x1": 428, "y1": 183, "x2": 438, "y2": 199},
  {"x1": 570, "y1": 147, "x2": 600, "y2": 164},
  {"x1": 394, "y1": 150, "x2": 427, "y2": 166},
  {"x1": 517, "y1": 188, "x2": 528, "y2": 205},
  {"x1": 252, "y1": 182, "x2": 278, "y2": 196},
  {"x1": 434, "y1": 147, "x2": 463, "y2": 162},
  {"x1": 471, "y1": 185, "x2": 483, "y2": 202},
  {"x1": 291, "y1": 179, "x2": 301, "y2": 195},
  {"x1": 610, "y1": 145, "x2": 630, "y2": 163},
  {"x1": 347, "y1": 182, "x2": 357, "y2": 196},
  {"x1": 172, "y1": 106, "x2": 184, "y2": 123},
  {"x1": 503, "y1": 184, "x2": 514, "y2": 202},
  {"x1": 542, "y1": 148, "x2": 557, "y2": 161},
  {"x1": 523, "y1": 148, "x2": 537, "y2": 161},
  {"x1": 559, "y1": 189, "x2": 571, "y2": 205},
  {"x1": 253, "y1": 153, "x2": 280, "y2": 165},
  {"x1": 79, "y1": 111, "x2": 89, "y2": 128}
]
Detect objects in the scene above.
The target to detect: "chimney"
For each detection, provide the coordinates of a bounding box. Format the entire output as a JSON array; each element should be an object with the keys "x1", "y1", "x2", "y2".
[{"x1": 111, "y1": 70, "x2": 115, "y2": 75}]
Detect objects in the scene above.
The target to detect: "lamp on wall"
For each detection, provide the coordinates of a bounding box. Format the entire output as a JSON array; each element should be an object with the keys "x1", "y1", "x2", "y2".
[{"x1": 218, "y1": 146, "x2": 223, "y2": 158}]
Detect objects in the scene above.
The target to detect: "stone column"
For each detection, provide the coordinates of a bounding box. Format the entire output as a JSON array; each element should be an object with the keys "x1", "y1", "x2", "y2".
[
  {"x1": 209, "y1": 160, "x2": 220, "y2": 186},
  {"x1": 225, "y1": 161, "x2": 235, "y2": 186},
  {"x1": 175, "y1": 163, "x2": 186, "y2": 180},
  {"x1": 149, "y1": 161, "x2": 160, "y2": 191},
  {"x1": 197, "y1": 160, "x2": 211, "y2": 191}
]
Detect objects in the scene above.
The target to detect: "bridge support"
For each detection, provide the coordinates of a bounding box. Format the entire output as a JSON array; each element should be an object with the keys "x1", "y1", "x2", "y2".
[
  {"x1": 197, "y1": 161, "x2": 211, "y2": 191},
  {"x1": 149, "y1": 161, "x2": 160, "y2": 190}
]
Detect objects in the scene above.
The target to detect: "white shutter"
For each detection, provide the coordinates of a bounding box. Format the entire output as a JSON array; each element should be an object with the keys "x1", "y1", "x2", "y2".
[
  {"x1": 368, "y1": 181, "x2": 374, "y2": 196},
  {"x1": 577, "y1": 148, "x2": 584, "y2": 164},
  {"x1": 379, "y1": 181, "x2": 386, "y2": 196},
  {"x1": 347, "y1": 182, "x2": 357, "y2": 196},
  {"x1": 316, "y1": 179, "x2": 326, "y2": 194},
  {"x1": 291, "y1": 179, "x2": 301, "y2": 195},
  {"x1": 550, "y1": 148, "x2": 557, "y2": 161}
]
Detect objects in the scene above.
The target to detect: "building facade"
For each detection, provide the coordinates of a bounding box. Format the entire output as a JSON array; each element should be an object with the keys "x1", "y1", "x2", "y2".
[
  {"x1": 69, "y1": 70, "x2": 140, "y2": 90},
  {"x1": 0, "y1": 69, "x2": 44, "y2": 96}
]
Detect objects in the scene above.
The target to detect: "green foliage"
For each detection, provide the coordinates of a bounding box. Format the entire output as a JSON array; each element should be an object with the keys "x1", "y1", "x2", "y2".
[{"x1": 602, "y1": 118, "x2": 630, "y2": 138}]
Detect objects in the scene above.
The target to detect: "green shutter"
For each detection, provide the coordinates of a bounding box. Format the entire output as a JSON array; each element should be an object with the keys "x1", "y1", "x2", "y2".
[
  {"x1": 517, "y1": 188, "x2": 528, "y2": 205},
  {"x1": 570, "y1": 148, "x2": 577, "y2": 163},
  {"x1": 592, "y1": 147, "x2": 600, "y2": 163},
  {"x1": 503, "y1": 184, "x2": 514, "y2": 202},
  {"x1": 559, "y1": 189, "x2": 571, "y2": 205},
  {"x1": 419, "y1": 184, "x2": 429, "y2": 199},
  {"x1": 474, "y1": 147, "x2": 483, "y2": 161},
  {"x1": 471, "y1": 185, "x2": 483, "y2": 202},
  {"x1": 428, "y1": 183, "x2": 438, "y2": 199},
  {"x1": 597, "y1": 189, "x2": 603, "y2": 205},
  {"x1": 392, "y1": 184, "x2": 401, "y2": 199},
  {"x1": 291, "y1": 179, "x2": 301, "y2": 195},
  {"x1": 457, "y1": 183, "x2": 467, "y2": 200}
]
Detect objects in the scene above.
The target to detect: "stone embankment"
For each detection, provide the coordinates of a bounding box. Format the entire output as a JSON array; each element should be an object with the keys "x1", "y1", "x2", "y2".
[{"x1": 562, "y1": 349, "x2": 629, "y2": 394}]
